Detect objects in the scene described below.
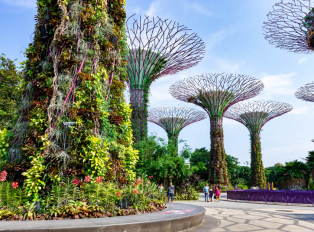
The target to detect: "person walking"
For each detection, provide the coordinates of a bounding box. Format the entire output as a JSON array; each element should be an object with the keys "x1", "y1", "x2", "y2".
[
  {"x1": 215, "y1": 185, "x2": 221, "y2": 202},
  {"x1": 159, "y1": 184, "x2": 164, "y2": 192},
  {"x1": 203, "y1": 183, "x2": 209, "y2": 202},
  {"x1": 167, "y1": 182, "x2": 175, "y2": 203},
  {"x1": 209, "y1": 185, "x2": 213, "y2": 202}
]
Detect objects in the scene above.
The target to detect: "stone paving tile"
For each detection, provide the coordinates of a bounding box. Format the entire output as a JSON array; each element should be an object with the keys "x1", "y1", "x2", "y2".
[
  {"x1": 233, "y1": 214, "x2": 265, "y2": 220},
  {"x1": 202, "y1": 208, "x2": 314, "y2": 231},
  {"x1": 227, "y1": 217, "x2": 247, "y2": 224},
  {"x1": 248, "y1": 219, "x2": 281, "y2": 229},
  {"x1": 210, "y1": 227, "x2": 227, "y2": 231},
  {"x1": 281, "y1": 225, "x2": 314, "y2": 231},
  {"x1": 187, "y1": 204, "x2": 314, "y2": 232},
  {"x1": 298, "y1": 220, "x2": 314, "y2": 229},
  {"x1": 218, "y1": 219, "x2": 235, "y2": 227},
  {"x1": 225, "y1": 223, "x2": 263, "y2": 231},
  {"x1": 262, "y1": 217, "x2": 295, "y2": 225}
]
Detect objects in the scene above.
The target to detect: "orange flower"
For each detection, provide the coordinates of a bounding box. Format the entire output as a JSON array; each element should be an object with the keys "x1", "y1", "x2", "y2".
[
  {"x1": 116, "y1": 191, "x2": 121, "y2": 197},
  {"x1": 147, "y1": 180, "x2": 150, "y2": 185},
  {"x1": 133, "y1": 189, "x2": 138, "y2": 194}
]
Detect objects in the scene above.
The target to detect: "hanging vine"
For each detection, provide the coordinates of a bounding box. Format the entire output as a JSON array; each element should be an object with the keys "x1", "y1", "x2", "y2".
[{"x1": 5, "y1": 0, "x2": 138, "y2": 200}]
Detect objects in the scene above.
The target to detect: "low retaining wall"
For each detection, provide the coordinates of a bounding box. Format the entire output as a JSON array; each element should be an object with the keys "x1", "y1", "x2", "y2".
[
  {"x1": 227, "y1": 190, "x2": 314, "y2": 205},
  {"x1": 0, "y1": 203, "x2": 205, "y2": 232}
]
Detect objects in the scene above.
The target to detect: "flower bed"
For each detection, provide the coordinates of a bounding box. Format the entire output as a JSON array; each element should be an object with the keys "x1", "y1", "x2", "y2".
[{"x1": 0, "y1": 173, "x2": 167, "y2": 221}]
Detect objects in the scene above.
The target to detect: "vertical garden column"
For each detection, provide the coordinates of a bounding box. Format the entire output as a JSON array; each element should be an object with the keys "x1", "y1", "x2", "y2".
[
  {"x1": 169, "y1": 74, "x2": 264, "y2": 186},
  {"x1": 167, "y1": 132, "x2": 179, "y2": 155},
  {"x1": 130, "y1": 87, "x2": 148, "y2": 144},
  {"x1": 224, "y1": 101, "x2": 293, "y2": 189},
  {"x1": 250, "y1": 131, "x2": 266, "y2": 188},
  {"x1": 209, "y1": 117, "x2": 228, "y2": 185},
  {"x1": 125, "y1": 17, "x2": 205, "y2": 145}
]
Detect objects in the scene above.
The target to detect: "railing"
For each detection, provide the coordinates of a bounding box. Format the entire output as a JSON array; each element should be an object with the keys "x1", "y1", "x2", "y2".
[{"x1": 227, "y1": 190, "x2": 314, "y2": 206}]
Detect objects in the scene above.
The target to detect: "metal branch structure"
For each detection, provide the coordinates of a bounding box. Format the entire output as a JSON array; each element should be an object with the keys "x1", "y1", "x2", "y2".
[
  {"x1": 224, "y1": 101, "x2": 293, "y2": 188},
  {"x1": 169, "y1": 73, "x2": 264, "y2": 185},
  {"x1": 263, "y1": 0, "x2": 314, "y2": 53},
  {"x1": 295, "y1": 82, "x2": 314, "y2": 142},
  {"x1": 126, "y1": 15, "x2": 206, "y2": 143},
  {"x1": 148, "y1": 107, "x2": 207, "y2": 152},
  {"x1": 295, "y1": 82, "x2": 314, "y2": 101}
]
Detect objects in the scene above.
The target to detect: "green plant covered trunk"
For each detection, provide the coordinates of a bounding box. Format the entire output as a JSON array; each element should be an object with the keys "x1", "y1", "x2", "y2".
[
  {"x1": 130, "y1": 88, "x2": 149, "y2": 144},
  {"x1": 6, "y1": 0, "x2": 138, "y2": 200},
  {"x1": 167, "y1": 133, "x2": 178, "y2": 155},
  {"x1": 250, "y1": 132, "x2": 266, "y2": 188},
  {"x1": 209, "y1": 117, "x2": 229, "y2": 185}
]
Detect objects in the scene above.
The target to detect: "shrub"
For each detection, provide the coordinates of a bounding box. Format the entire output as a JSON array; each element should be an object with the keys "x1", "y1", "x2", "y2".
[
  {"x1": 237, "y1": 184, "x2": 248, "y2": 189},
  {"x1": 175, "y1": 186, "x2": 199, "y2": 201},
  {"x1": 0, "y1": 173, "x2": 167, "y2": 221}
]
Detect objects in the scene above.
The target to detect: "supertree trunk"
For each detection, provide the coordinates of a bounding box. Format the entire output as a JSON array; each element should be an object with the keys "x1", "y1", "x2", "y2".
[
  {"x1": 209, "y1": 117, "x2": 229, "y2": 185},
  {"x1": 250, "y1": 132, "x2": 266, "y2": 188},
  {"x1": 167, "y1": 133, "x2": 179, "y2": 155},
  {"x1": 130, "y1": 87, "x2": 148, "y2": 144},
  {"x1": 224, "y1": 101, "x2": 292, "y2": 189}
]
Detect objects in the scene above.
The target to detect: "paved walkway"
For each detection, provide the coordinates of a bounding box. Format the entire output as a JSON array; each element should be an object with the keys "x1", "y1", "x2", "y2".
[{"x1": 178, "y1": 193, "x2": 314, "y2": 231}]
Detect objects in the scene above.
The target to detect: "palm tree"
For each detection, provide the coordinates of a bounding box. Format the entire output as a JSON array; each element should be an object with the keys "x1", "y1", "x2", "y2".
[
  {"x1": 276, "y1": 160, "x2": 309, "y2": 190},
  {"x1": 305, "y1": 151, "x2": 314, "y2": 182}
]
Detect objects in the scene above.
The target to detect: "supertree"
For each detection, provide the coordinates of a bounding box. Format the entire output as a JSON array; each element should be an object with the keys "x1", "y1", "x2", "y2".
[
  {"x1": 296, "y1": 82, "x2": 314, "y2": 101},
  {"x1": 295, "y1": 82, "x2": 314, "y2": 142},
  {"x1": 263, "y1": 0, "x2": 314, "y2": 53},
  {"x1": 169, "y1": 74, "x2": 264, "y2": 185},
  {"x1": 224, "y1": 101, "x2": 293, "y2": 188},
  {"x1": 125, "y1": 16, "x2": 206, "y2": 144},
  {"x1": 148, "y1": 107, "x2": 207, "y2": 152},
  {"x1": 6, "y1": 0, "x2": 138, "y2": 199}
]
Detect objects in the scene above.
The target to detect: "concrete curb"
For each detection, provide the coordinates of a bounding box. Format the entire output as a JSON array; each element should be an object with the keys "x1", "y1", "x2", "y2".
[{"x1": 0, "y1": 204, "x2": 206, "y2": 232}]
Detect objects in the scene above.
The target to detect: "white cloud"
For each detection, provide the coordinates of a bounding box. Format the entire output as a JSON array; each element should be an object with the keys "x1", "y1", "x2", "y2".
[
  {"x1": 288, "y1": 106, "x2": 310, "y2": 115},
  {"x1": 1, "y1": 0, "x2": 36, "y2": 7},
  {"x1": 183, "y1": 2, "x2": 213, "y2": 16},
  {"x1": 206, "y1": 30, "x2": 226, "y2": 51},
  {"x1": 146, "y1": 1, "x2": 161, "y2": 17},
  {"x1": 260, "y1": 73, "x2": 296, "y2": 97},
  {"x1": 298, "y1": 57, "x2": 309, "y2": 64},
  {"x1": 212, "y1": 57, "x2": 243, "y2": 73}
]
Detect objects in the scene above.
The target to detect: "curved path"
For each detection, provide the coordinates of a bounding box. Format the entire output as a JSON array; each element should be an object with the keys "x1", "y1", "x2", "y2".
[
  {"x1": 0, "y1": 203, "x2": 210, "y2": 232},
  {"x1": 180, "y1": 193, "x2": 314, "y2": 232}
]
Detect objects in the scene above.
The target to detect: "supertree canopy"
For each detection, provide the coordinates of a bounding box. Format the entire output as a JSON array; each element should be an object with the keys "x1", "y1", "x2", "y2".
[
  {"x1": 295, "y1": 81, "x2": 314, "y2": 101},
  {"x1": 169, "y1": 73, "x2": 264, "y2": 185},
  {"x1": 6, "y1": 0, "x2": 138, "y2": 199},
  {"x1": 148, "y1": 107, "x2": 207, "y2": 152},
  {"x1": 224, "y1": 101, "x2": 293, "y2": 188},
  {"x1": 263, "y1": 0, "x2": 314, "y2": 53},
  {"x1": 125, "y1": 16, "x2": 206, "y2": 144}
]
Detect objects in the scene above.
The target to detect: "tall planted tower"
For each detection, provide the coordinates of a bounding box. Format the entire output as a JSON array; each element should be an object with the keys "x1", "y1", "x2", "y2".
[
  {"x1": 148, "y1": 107, "x2": 207, "y2": 152},
  {"x1": 296, "y1": 82, "x2": 314, "y2": 141},
  {"x1": 126, "y1": 16, "x2": 205, "y2": 143},
  {"x1": 224, "y1": 101, "x2": 292, "y2": 187},
  {"x1": 264, "y1": 0, "x2": 314, "y2": 53},
  {"x1": 8, "y1": 0, "x2": 138, "y2": 199},
  {"x1": 169, "y1": 74, "x2": 264, "y2": 185}
]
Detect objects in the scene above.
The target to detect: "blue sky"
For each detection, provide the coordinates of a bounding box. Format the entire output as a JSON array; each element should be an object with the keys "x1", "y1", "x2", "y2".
[{"x1": 1, "y1": 0, "x2": 313, "y2": 167}]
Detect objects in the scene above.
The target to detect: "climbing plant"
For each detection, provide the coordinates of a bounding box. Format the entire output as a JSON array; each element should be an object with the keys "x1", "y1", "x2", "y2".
[{"x1": 5, "y1": 0, "x2": 138, "y2": 200}]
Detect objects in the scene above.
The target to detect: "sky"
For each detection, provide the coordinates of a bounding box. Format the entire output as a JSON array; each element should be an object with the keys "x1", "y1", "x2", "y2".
[{"x1": 0, "y1": 0, "x2": 314, "y2": 167}]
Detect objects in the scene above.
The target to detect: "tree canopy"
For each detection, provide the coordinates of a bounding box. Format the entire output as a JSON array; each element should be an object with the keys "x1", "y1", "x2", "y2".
[{"x1": 0, "y1": 54, "x2": 23, "y2": 130}]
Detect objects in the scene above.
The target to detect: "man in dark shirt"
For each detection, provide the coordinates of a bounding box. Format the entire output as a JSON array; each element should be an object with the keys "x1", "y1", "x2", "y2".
[{"x1": 167, "y1": 182, "x2": 175, "y2": 203}]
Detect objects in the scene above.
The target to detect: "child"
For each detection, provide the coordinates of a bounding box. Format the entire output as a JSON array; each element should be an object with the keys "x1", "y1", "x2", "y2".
[
  {"x1": 209, "y1": 185, "x2": 213, "y2": 202},
  {"x1": 215, "y1": 185, "x2": 221, "y2": 202}
]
